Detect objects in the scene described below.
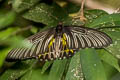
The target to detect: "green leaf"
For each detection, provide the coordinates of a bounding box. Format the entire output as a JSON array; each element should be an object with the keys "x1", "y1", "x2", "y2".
[
  {"x1": 30, "y1": 26, "x2": 38, "y2": 34},
  {"x1": 80, "y1": 48, "x2": 107, "y2": 80},
  {"x1": 20, "y1": 68, "x2": 48, "y2": 80},
  {"x1": 0, "y1": 27, "x2": 32, "y2": 49},
  {"x1": 104, "y1": 30, "x2": 120, "y2": 59},
  {"x1": 111, "y1": 73, "x2": 120, "y2": 80},
  {"x1": 48, "y1": 59, "x2": 67, "y2": 80},
  {"x1": 0, "y1": 11, "x2": 16, "y2": 29},
  {"x1": 0, "y1": 36, "x2": 32, "y2": 49},
  {"x1": 85, "y1": 9, "x2": 108, "y2": 27},
  {"x1": 87, "y1": 13, "x2": 120, "y2": 27},
  {"x1": 67, "y1": 9, "x2": 108, "y2": 26},
  {"x1": 0, "y1": 60, "x2": 35, "y2": 80},
  {"x1": 41, "y1": 61, "x2": 53, "y2": 74},
  {"x1": 63, "y1": 16, "x2": 84, "y2": 26},
  {"x1": 12, "y1": 0, "x2": 41, "y2": 12},
  {"x1": 97, "y1": 49, "x2": 120, "y2": 72},
  {"x1": 0, "y1": 48, "x2": 11, "y2": 68},
  {"x1": 65, "y1": 52, "x2": 84, "y2": 80},
  {"x1": 103, "y1": 62, "x2": 118, "y2": 80},
  {"x1": 23, "y1": 3, "x2": 68, "y2": 26},
  {"x1": 0, "y1": 27, "x2": 19, "y2": 39}
]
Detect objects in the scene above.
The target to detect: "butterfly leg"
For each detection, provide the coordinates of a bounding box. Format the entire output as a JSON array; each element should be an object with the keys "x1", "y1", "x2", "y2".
[
  {"x1": 61, "y1": 34, "x2": 74, "y2": 58},
  {"x1": 48, "y1": 38, "x2": 55, "y2": 60},
  {"x1": 60, "y1": 34, "x2": 67, "y2": 58}
]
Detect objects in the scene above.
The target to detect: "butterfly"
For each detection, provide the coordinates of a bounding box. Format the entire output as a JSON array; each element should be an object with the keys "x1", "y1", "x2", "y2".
[{"x1": 6, "y1": 23, "x2": 112, "y2": 61}]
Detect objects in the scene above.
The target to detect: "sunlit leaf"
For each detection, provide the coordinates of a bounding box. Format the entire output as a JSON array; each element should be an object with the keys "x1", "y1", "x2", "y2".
[
  {"x1": 30, "y1": 26, "x2": 38, "y2": 34},
  {"x1": 0, "y1": 11, "x2": 16, "y2": 29},
  {"x1": 0, "y1": 48, "x2": 11, "y2": 68},
  {"x1": 0, "y1": 27, "x2": 19, "y2": 39}
]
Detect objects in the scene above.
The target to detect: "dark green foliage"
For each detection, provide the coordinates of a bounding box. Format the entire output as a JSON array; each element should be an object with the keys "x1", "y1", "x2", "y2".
[
  {"x1": 80, "y1": 49, "x2": 107, "y2": 80},
  {"x1": 0, "y1": 0, "x2": 120, "y2": 80}
]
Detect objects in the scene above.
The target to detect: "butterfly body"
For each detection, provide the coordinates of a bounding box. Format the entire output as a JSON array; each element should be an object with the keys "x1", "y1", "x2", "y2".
[{"x1": 6, "y1": 23, "x2": 112, "y2": 61}]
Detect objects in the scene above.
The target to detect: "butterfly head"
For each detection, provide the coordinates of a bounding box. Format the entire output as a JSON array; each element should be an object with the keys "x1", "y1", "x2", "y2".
[{"x1": 56, "y1": 22, "x2": 63, "y2": 33}]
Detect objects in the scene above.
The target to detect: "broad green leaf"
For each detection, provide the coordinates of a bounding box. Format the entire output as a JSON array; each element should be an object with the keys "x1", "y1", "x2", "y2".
[
  {"x1": 41, "y1": 61, "x2": 53, "y2": 74},
  {"x1": 12, "y1": 0, "x2": 41, "y2": 12},
  {"x1": 48, "y1": 59, "x2": 67, "y2": 80},
  {"x1": 80, "y1": 48, "x2": 107, "y2": 80},
  {"x1": 97, "y1": 49, "x2": 120, "y2": 72},
  {"x1": 87, "y1": 13, "x2": 120, "y2": 27},
  {"x1": 103, "y1": 62, "x2": 118, "y2": 80},
  {"x1": 0, "y1": 48, "x2": 11, "y2": 68},
  {"x1": 23, "y1": 3, "x2": 68, "y2": 26},
  {"x1": 65, "y1": 51, "x2": 84, "y2": 80},
  {"x1": 0, "y1": 11, "x2": 16, "y2": 29}
]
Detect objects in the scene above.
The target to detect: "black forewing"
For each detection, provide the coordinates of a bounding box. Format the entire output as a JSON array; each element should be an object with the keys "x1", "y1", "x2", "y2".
[
  {"x1": 63, "y1": 26, "x2": 112, "y2": 50},
  {"x1": 6, "y1": 28, "x2": 55, "y2": 61}
]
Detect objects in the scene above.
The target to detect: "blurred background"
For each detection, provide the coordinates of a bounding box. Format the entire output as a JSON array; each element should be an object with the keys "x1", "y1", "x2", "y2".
[{"x1": 69, "y1": 0, "x2": 120, "y2": 13}]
